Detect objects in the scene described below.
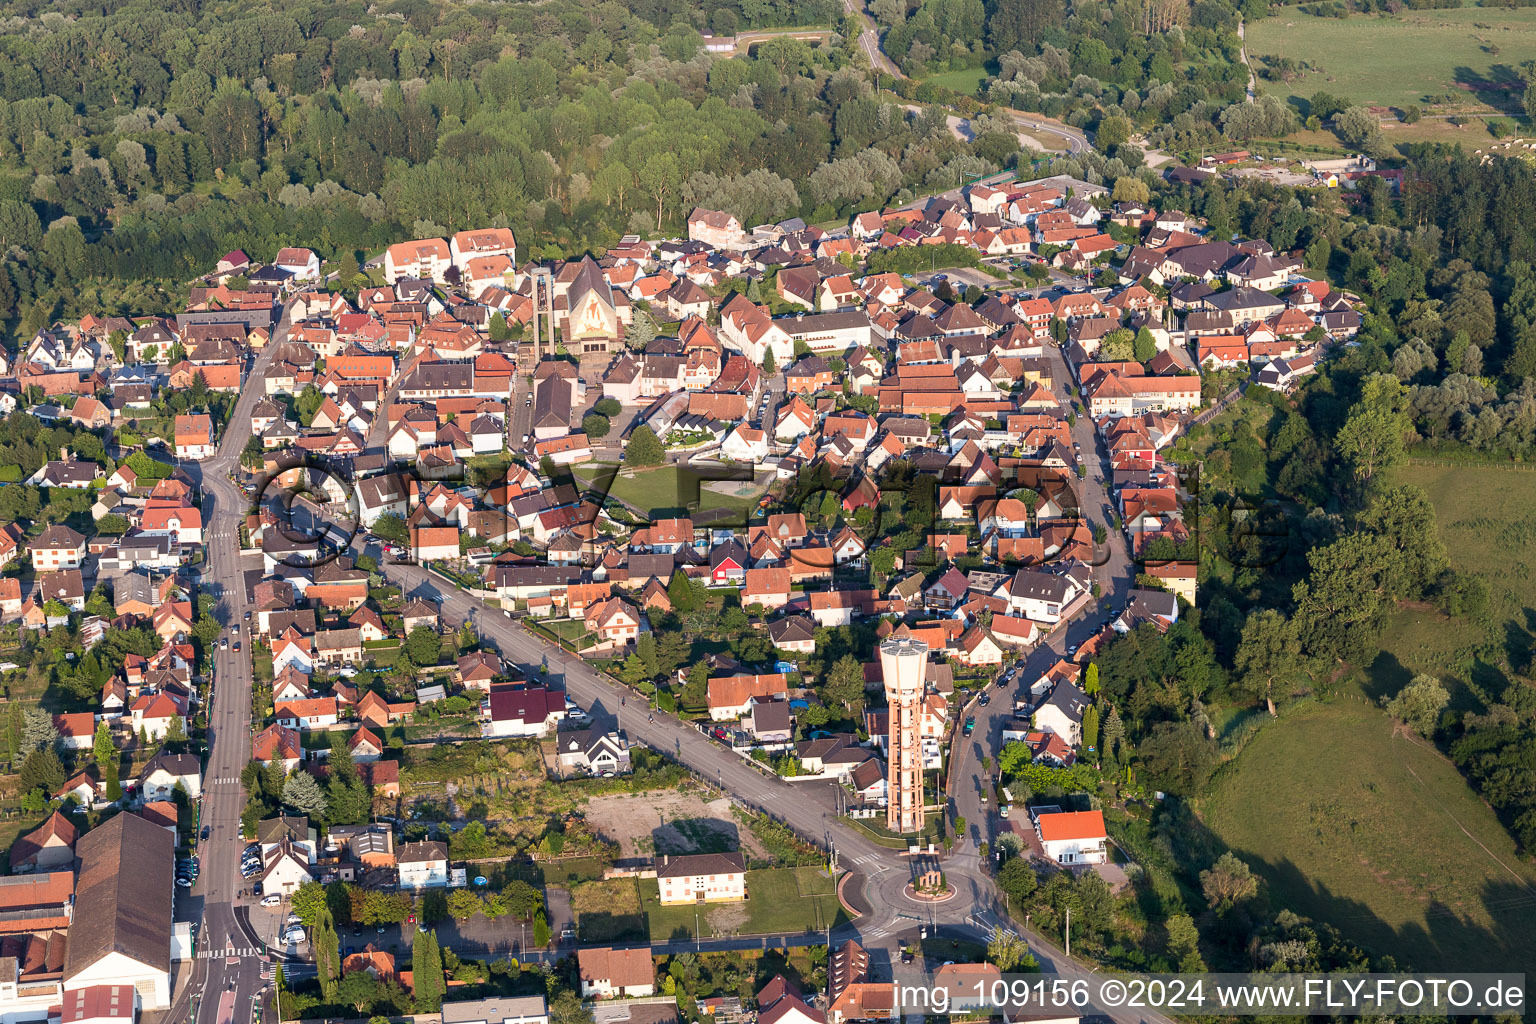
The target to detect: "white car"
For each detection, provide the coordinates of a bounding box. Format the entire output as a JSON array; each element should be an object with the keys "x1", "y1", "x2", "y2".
[
  {"x1": 283, "y1": 928, "x2": 306, "y2": 944},
  {"x1": 261, "y1": 894, "x2": 281, "y2": 907}
]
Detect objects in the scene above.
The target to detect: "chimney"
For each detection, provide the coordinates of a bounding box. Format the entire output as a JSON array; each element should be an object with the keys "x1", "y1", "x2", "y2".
[{"x1": 60, "y1": 447, "x2": 69, "y2": 463}]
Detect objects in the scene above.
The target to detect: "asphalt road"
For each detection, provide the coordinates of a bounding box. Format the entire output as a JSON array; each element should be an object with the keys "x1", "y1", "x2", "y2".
[{"x1": 180, "y1": 307, "x2": 295, "y2": 1024}]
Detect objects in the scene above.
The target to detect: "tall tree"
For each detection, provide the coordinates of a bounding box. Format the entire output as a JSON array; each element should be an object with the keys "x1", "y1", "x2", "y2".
[
  {"x1": 411, "y1": 928, "x2": 445, "y2": 1011},
  {"x1": 1387, "y1": 674, "x2": 1450, "y2": 737},
  {"x1": 1335, "y1": 373, "x2": 1410, "y2": 483},
  {"x1": 1234, "y1": 609, "x2": 1301, "y2": 715},
  {"x1": 283, "y1": 771, "x2": 328, "y2": 819},
  {"x1": 314, "y1": 906, "x2": 341, "y2": 1000}
]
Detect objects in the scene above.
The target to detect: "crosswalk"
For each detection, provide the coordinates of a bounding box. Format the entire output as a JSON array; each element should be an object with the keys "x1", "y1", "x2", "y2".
[
  {"x1": 211, "y1": 776, "x2": 242, "y2": 785},
  {"x1": 197, "y1": 947, "x2": 259, "y2": 959}
]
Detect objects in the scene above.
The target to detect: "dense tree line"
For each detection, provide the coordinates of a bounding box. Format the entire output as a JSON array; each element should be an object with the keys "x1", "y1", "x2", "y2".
[{"x1": 0, "y1": 0, "x2": 1002, "y2": 337}]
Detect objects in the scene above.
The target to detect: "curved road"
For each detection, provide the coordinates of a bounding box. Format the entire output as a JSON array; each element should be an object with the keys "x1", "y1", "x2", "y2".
[{"x1": 839, "y1": 0, "x2": 1091, "y2": 154}]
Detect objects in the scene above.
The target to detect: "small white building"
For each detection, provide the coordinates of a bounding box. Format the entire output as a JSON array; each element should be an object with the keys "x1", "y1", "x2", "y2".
[
  {"x1": 578, "y1": 947, "x2": 656, "y2": 999},
  {"x1": 1034, "y1": 809, "x2": 1107, "y2": 865},
  {"x1": 397, "y1": 841, "x2": 449, "y2": 889},
  {"x1": 274, "y1": 247, "x2": 321, "y2": 281},
  {"x1": 261, "y1": 840, "x2": 314, "y2": 895}
]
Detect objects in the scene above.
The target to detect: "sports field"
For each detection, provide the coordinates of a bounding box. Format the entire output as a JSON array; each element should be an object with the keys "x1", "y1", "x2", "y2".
[
  {"x1": 1203, "y1": 701, "x2": 1536, "y2": 972},
  {"x1": 1246, "y1": 7, "x2": 1536, "y2": 111}
]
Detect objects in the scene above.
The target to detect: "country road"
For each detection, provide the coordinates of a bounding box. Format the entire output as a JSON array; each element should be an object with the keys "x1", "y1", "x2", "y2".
[{"x1": 839, "y1": 0, "x2": 1092, "y2": 155}]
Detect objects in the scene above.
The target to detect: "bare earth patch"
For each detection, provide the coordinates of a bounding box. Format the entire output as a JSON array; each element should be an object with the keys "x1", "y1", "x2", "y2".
[{"x1": 584, "y1": 790, "x2": 768, "y2": 860}]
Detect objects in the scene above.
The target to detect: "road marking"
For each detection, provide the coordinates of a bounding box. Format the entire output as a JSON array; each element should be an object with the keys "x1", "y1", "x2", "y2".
[{"x1": 198, "y1": 947, "x2": 259, "y2": 959}]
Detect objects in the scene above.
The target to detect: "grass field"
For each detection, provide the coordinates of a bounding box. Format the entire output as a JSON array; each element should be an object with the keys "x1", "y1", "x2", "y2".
[
  {"x1": 920, "y1": 66, "x2": 989, "y2": 97},
  {"x1": 572, "y1": 463, "x2": 765, "y2": 522},
  {"x1": 641, "y1": 867, "x2": 847, "y2": 940},
  {"x1": 1366, "y1": 463, "x2": 1536, "y2": 707},
  {"x1": 1246, "y1": 7, "x2": 1536, "y2": 111},
  {"x1": 1203, "y1": 701, "x2": 1536, "y2": 972}
]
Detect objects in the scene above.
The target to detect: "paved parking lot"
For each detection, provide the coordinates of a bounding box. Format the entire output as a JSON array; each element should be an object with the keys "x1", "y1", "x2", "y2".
[{"x1": 431, "y1": 911, "x2": 538, "y2": 955}]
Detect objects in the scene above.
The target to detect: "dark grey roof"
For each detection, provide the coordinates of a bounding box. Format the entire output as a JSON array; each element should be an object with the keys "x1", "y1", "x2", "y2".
[
  {"x1": 656, "y1": 851, "x2": 745, "y2": 878},
  {"x1": 1009, "y1": 570, "x2": 1070, "y2": 603},
  {"x1": 780, "y1": 310, "x2": 870, "y2": 336},
  {"x1": 533, "y1": 374, "x2": 573, "y2": 431},
  {"x1": 402, "y1": 361, "x2": 474, "y2": 392},
  {"x1": 1205, "y1": 286, "x2": 1284, "y2": 314},
  {"x1": 768, "y1": 615, "x2": 815, "y2": 644},
  {"x1": 257, "y1": 814, "x2": 309, "y2": 845},
  {"x1": 398, "y1": 840, "x2": 449, "y2": 864},
  {"x1": 1043, "y1": 680, "x2": 1087, "y2": 724},
  {"x1": 139, "y1": 752, "x2": 201, "y2": 784},
  {"x1": 1126, "y1": 587, "x2": 1178, "y2": 619}
]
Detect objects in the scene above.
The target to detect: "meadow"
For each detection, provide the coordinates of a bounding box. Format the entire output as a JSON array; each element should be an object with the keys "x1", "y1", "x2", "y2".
[
  {"x1": 1246, "y1": 6, "x2": 1536, "y2": 111},
  {"x1": 1367, "y1": 462, "x2": 1536, "y2": 707},
  {"x1": 920, "y1": 66, "x2": 989, "y2": 97},
  {"x1": 1202, "y1": 701, "x2": 1536, "y2": 972},
  {"x1": 572, "y1": 463, "x2": 766, "y2": 522}
]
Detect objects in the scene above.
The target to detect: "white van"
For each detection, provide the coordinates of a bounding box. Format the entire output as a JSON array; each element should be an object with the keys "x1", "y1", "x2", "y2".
[{"x1": 260, "y1": 894, "x2": 281, "y2": 908}]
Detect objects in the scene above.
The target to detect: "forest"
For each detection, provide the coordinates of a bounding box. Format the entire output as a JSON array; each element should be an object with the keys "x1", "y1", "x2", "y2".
[{"x1": 0, "y1": 0, "x2": 1007, "y2": 338}]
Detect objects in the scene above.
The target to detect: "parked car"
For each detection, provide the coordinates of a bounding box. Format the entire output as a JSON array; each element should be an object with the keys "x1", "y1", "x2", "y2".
[
  {"x1": 260, "y1": 894, "x2": 281, "y2": 907},
  {"x1": 200, "y1": 825, "x2": 210, "y2": 840},
  {"x1": 978, "y1": 694, "x2": 990, "y2": 707},
  {"x1": 284, "y1": 928, "x2": 306, "y2": 944},
  {"x1": 963, "y1": 716, "x2": 976, "y2": 736}
]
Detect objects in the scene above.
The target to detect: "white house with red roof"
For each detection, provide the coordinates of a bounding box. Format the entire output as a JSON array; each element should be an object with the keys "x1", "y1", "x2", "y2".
[{"x1": 1033, "y1": 808, "x2": 1107, "y2": 864}]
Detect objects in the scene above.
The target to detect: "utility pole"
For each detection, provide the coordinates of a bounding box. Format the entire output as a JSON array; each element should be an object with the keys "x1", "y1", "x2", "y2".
[{"x1": 1065, "y1": 906, "x2": 1071, "y2": 958}]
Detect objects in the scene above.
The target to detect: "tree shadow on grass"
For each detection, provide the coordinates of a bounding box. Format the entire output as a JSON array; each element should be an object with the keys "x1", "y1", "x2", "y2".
[{"x1": 1450, "y1": 64, "x2": 1526, "y2": 116}]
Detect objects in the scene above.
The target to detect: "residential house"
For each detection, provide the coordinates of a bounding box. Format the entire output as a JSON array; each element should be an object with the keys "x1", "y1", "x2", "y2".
[
  {"x1": 397, "y1": 841, "x2": 450, "y2": 889},
  {"x1": 274, "y1": 697, "x2": 340, "y2": 731},
  {"x1": 578, "y1": 947, "x2": 656, "y2": 999},
  {"x1": 8, "y1": 812, "x2": 78, "y2": 873},
  {"x1": 484, "y1": 686, "x2": 567, "y2": 738},
  {"x1": 137, "y1": 752, "x2": 202, "y2": 802},
  {"x1": 1034, "y1": 809, "x2": 1107, "y2": 865},
  {"x1": 31, "y1": 526, "x2": 86, "y2": 571},
  {"x1": 656, "y1": 851, "x2": 747, "y2": 905},
  {"x1": 555, "y1": 730, "x2": 632, "y2": 776}
]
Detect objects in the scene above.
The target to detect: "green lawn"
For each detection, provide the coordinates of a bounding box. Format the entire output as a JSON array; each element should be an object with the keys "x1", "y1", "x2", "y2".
[
  {"x1": 1246, "y1": 7, "x2": 1536, "y2": 111},
  {"x1": 572, "y1": 463, "x2": 765, "y2": 523},
  {"x1": 641, "y1": 867, "x2": 847, "y2": 940},
  {"x1": 1202, "y1": 701, "x2": 1536, "y2": 973},
  {"x1": 920, "y1": 66, "x2": 989, "y2": 97},
  {"x1": 1368, "y1": 463, "x2": 1536, "y2": 707}
]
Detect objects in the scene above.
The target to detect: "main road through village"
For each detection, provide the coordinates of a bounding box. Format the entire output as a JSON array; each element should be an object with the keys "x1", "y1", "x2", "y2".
[{"x1": 170, "y1": 297, "x2": 1171, "y2": 1024}]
